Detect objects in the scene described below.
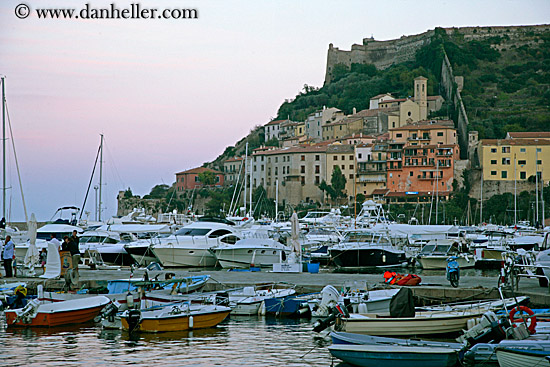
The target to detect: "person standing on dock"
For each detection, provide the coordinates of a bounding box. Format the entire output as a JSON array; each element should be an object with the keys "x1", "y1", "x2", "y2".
[
  {"x1": 3, "y1": 235, "x2": 14, "y2": 278},
  {"x1": 69, "y1": 230, "x2": 80, "y2": 277},
  {"x1": 49, "y1": 234, "x2": 61, "y2": 251}
]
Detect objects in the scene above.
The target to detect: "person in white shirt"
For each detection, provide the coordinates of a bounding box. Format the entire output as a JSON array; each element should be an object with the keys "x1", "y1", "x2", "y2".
[{"x1": 49, "y1": 234, "x2": 61, "y2": 251}]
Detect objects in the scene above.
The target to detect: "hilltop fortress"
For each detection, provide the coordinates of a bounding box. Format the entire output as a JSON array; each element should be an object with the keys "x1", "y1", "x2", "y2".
[{"x1": 325, "y1": 24, "x2": 550, "y2": 84}]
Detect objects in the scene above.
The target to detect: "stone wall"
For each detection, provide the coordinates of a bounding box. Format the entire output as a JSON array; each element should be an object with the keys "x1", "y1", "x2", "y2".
[
  {"x1": 325, "y1": 24, "x2": 550, "y2": 84},
  {"x1": 469, "y1": 168, "x2": 539, "y2": 200}
]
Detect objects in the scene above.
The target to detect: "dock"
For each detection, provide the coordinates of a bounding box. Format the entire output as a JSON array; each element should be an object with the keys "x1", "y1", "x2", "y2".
[{"x1": 7, "y1": 266, "x2": 550, "y2": 307}]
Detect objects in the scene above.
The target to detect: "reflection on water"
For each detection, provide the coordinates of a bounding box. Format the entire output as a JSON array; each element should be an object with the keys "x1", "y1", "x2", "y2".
[{"x1": 0, "y1": 316, "x2": 337, "y2": 366}]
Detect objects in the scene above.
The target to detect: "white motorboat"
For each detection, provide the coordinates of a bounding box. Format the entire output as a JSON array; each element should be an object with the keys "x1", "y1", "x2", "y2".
[
  {"x1": 416, "y1": 239, "x2": 475, "y2": 269},
  {"x1": 15, "y1": 223, "x2": 83, "y2": 259},
  {"x1": 211, "y1": 238, "x2": 291, "y2": 269},
  {"x1": 228, "y1": 285, "x2": 296, "y2": 316},
  {"x1": 151, "y1": 221, "x2": 241, "y2": 267}
]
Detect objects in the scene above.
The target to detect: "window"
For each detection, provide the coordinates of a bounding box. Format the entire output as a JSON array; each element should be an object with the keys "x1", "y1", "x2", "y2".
[
  {"x1": 341, "y1": 165, "x2": 345, "y2": 170},
  {"x1": 315, "y1": 176, "x2": 320, "y2": 185},
  {"x1": 491, "y1": 160, "x2": 497, "y2": 165},
  {"x1": 392, "y1": 122, "x2": 395, "y2": 128},
  {"x1": 349, "y1": 174, "x2": 353, "y2": 179},
  {"x1": 409, "y1": 171, "x2": 413, "y2": 176},
  {"x1": 491, "y1": 148, "x2": 497, "y2": 153},
  {"x1": 301, "y1": 176, "x2": 305, "y2": 185},
  {"x1": 537, "y1": 148, "x2": 542, "y2": 153},
  {"x1": 520, "y1": 148, "x2": 526, "y2": 153},
  {"x1": 518, "y1": 160, "x2": 526, "y2": 165},
  {"x1": 502, "y1": 158, "x2": 510, "y2": 165},
  {"x1": 396, "y1": 133, "x2": 402, "y2": 138},
  {"x1": 502, "y1": 147, "x2": 510, "y2": 153},
  {"x1": 437, "y1": 132, "x2": 444, "y2": 137},
  {"x1": 315, "y1": 155, "x2": 320, "y2": 161},
  {"x1": 501, "y1": 171, "x2": 507, "y2": 178},
  {"x1": 358, "y1": 153, "x2": 362, "y2": 159},
  {"x1": 520, "y1": 172, "x2": 526, "y2": 179},
  {"x1": 491, "y1": 171, "x2": 497, "y2": 176},
  {"x1": 333, "y1": 156, "x2": 338, "y2": 161},
  {"x1": 315, "y1": 165, "x2": 320, "y2": 174},
  {"x1": 275, "y1": 167, "x2": 278, "y2": 175},
  {"x1": 301, "y1": 166, "x2": 305, "y2": 174},
  {"x1": 349, "y1": 165, "x2": 354, "y2": 170},
  {"x1": 341, "y1": 155, "x2": 345, "y2": 161},
  {"x1": 537, "y1": 160, "x2": 542, "y2": 165},
  {"x1": 301, "y1": 155, "x2": 305, "y2": 161},
  {"x1": 282, "y1": 166, "x2": 285, "y2": 174},
  {"x1": 349, "y1": 155, "x2": 354, "y2": 161},
  {"x1": 261, "y1": 165, "x2": 264, "y2": 171},
  {"x1": 253, "y1": 165, "x2": 257, "y2": 172}
]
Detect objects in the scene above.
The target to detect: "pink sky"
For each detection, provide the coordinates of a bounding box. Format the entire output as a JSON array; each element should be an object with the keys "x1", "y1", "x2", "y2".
[{"x1": 0, "y1": 0, "x2": 548, "y2": 221}]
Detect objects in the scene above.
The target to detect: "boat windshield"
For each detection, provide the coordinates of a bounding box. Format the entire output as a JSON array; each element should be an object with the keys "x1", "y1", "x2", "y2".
[
  {"x1": 79, "y1": 236, "x2": 118, "y2": 244},
  {"x1": 174, "y1": 228, "x2": 210, "y2": 236},
  {"x1": 420, "y1": 244, "x2": 454, "y2": 255}
]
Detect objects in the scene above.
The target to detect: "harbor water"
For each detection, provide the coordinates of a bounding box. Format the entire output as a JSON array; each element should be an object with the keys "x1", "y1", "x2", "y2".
[{"x1": 0, "y1": 315, "x2": 339, "y2": 366}]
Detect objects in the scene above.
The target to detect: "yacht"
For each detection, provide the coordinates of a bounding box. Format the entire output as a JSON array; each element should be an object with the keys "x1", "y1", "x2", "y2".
[
  {"x1": 329, "y1": 229, "x2": 409, "y2": 268},
  {"x1": 416, "y1": 239, "x2": 475, "y2": 269},
  {"x1": 211, "y1": 238, "x2": 291, "y2": 269},
  {"x1": 151, "y1": 221, "x2": 241, "y2": 267},
  {"x1": 15, "y1": 223, "x2": 83, "y2": 259}
]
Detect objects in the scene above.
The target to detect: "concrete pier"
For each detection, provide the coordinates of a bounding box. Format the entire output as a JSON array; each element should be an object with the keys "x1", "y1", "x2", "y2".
[{"x1": 7, "y1": 266, "x2": 550, "y2": 307}]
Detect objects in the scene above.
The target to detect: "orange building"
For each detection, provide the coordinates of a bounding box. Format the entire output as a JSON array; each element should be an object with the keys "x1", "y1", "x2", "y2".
[
  {"x1": 386, "y1": 121, "x2": 459, "y2": 203},
  {"x1": 175, "y1": 167, "x2": 224, "y2": 191}
]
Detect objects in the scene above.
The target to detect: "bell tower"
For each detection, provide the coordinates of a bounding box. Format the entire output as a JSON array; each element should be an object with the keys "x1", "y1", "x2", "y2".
[{"x1": 414, "y1": 76, "x2": 428, "y2": 120}]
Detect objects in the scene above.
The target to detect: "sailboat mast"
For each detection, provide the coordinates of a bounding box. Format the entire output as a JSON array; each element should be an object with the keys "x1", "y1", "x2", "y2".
[
  {"x1": 536, "y1": 148, "x2": 539, "y2": 227},
  {"x1": 98, "y1": 134, "x2": 104, "y2": 222},
  {"x1": 1, "y1": 76, "x2": 5, "y2": 220},
  {"x1": 514, "y1": 153, "x2": 517, "y2": 225},
  {"x1": 244, "y1": 142, "x2": 248, "y2": 216}
]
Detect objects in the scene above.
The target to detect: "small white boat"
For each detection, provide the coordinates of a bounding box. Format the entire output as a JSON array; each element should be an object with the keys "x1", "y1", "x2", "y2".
[
  {"x1": 416, "y1": 239, "x2": 475, "y2": 269},
  {"x1": 496, "y1": 347, "x2": 550, "y2": 367},
  {"x1": 229, "y1": 285, "x2": 296, "y2": 315},
  {"x1": 338, "y1": 308, "x2": 486, "y2": 336},
  {"x1": 211, "y1": 238, "x2": 291, "y2": 269}
]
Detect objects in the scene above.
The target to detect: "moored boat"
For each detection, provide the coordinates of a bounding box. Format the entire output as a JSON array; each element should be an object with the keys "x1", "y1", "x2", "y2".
[
  {"x1": 495, "y1": 347, "x2": 550, "y2": 367},
  {"x1": 5, "y1": 295, "x2": 110, "y2": 327},
  {"x1": 328, "y1": 344, "x2": 462, "y2": 367},
  {"x1": 120, "y1": 303, "x2": 230, "y2": 332}
]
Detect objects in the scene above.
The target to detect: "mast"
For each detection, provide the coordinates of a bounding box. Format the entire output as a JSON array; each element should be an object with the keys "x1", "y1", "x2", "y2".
[
  {"x1": 542, "y1": 164, "x2": 545, "y2": 228},
  {"x1": 244, "y1": 142, "x2": 248, "y2": 216},
  {"x1": 536, "y1": 148, "x2": 539, "y2": 227},
  {"x1": 514, "y1": 153, "x2": 517, "y2": 225},
  {"x1": 249, "y1": 151, "x2": 253, "y2": 217},
  {"x1": 435, "y1": 156, "x2": 439, "y2": 224},
  {"x1": 275, "y1": 179, "x2": 278, "y2": 221},
  {"x1": 480, "y1": 170, "x2": 484, "y2": 225},
  {"x1": 1, "y1": 76, "x2": 5, "y2": 220},
  {"x1": 98, "y1": 134, "x2": 104, "y2": 222}
]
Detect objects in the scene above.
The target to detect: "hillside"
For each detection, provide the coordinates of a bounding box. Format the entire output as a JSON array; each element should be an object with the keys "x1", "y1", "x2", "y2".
[{"x1": 277, "y1": 26, "x2": 550, "y2": 139}]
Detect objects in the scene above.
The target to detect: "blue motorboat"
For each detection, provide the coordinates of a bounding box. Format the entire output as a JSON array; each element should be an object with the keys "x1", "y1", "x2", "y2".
[
  {"x1": 264, "y1": 293, "x2": 318, "y2": 317},
  {"x1": 330, "y1": 331, "x2": 464, "y2": 349},
  {"x1": 328, "y1": 344, "x2": 462, "y2": 367}
]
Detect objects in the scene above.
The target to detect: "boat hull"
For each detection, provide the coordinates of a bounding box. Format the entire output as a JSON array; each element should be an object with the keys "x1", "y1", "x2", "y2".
[
  {"x1": 214, "y1": 248, "x2": 285, "y2": 269},
  {"x1": 330, "y1": 248, "x2": 407, "y2": 268},
  {"x1": 339, "y1": 310, "x2": 484, "y2": 336},
  {"x1": 152, "y1": 247, "x2": 217, "y2": 267},
  {"x1": 417, "y1": 255, "x2": 475, "y2": 270},
  {"x1": 328, "y1": 344, "x2": 460, "y2": 367},
  {"x1": 496, "y1": 348, "x2": 550, "y2": 367},
  {"x1": 5, "y1": 296, "x2": 110, "y2": 327},
  {"x1": 121, "y1": 309, "x2": 230, "y2": 333}
]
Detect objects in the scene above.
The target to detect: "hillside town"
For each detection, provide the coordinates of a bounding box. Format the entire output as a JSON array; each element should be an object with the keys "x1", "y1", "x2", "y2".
[{"x1": 173, "y1": 76, "x2": 549, "y2": 224}]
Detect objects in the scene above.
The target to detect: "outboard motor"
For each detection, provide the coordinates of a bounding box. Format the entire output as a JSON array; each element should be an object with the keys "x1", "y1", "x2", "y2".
[
  {"x1": 313, "y1": 304, "x2": 350, "y2": 333},
  {"x1": 101, "y1": 303, "x2": 120, "y2": 323},
  {"x1": 214, "y1": 292, "x2": 230, "y2": 307},
  {"x1": 127, "y1": 309, "x2": 142, "y2": 333}
]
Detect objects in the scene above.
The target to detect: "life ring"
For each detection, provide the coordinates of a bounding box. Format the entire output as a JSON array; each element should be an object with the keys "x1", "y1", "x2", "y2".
[{"x1": 509, "y1": 305, "x2": 537, "y2": 334}]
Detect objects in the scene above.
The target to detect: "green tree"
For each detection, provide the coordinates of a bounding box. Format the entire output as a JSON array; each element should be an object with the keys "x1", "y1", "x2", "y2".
[
  {"x1": 123, "y1": 187, "x2": 133, "y2": 198},
  {"x1": 144, "y1": 184, "x2": 169, "y2": 199},
  {"x1": 331, "y1": 165, "x2": 347, "y2": 201},
  {"x1": 198, "y1": 171, "x2": 216, "y2": 186}
]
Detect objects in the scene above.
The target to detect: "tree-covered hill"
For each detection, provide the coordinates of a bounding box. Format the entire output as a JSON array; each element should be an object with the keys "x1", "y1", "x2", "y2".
[{"x1": 276, "y1": 27, "x2": 550, "y2": 138}]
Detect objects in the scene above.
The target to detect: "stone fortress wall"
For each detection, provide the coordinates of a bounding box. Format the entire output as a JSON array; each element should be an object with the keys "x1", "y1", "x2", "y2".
[{"x1": 325, "y1": 24, "x2": 550, "y2": 84}]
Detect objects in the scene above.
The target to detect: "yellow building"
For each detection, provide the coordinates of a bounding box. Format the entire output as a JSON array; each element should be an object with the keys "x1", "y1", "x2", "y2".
[
  {"x1": 326, "y1": 144, "x2": 356, "y2": 200},
  {"x1": 294, "y1": 121, "x2": 305, "y2": 137},
  {"x1": 480, "y1": 139, "x2": 550, "y2": 182}
]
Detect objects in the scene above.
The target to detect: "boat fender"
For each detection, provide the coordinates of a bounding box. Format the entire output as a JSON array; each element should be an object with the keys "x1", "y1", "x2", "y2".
[
  {"x1": 126, "y1": 292, "x2": 134, "y2": 309},
  {"x1": 189, "y1": 315, "x2": 194, "y2": 329},
  {"x1": 509, "y1": 306, "x2": 537, "y2": 334},
  {"x1": 357, "y1": 303, "x2": 368, "y2": 314}
]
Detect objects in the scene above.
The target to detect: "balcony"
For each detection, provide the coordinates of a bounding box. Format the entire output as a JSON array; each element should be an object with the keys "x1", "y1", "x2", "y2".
[
  {"x1": 357, "y1": 175, "x2": 386, "y2": 183},
  {"x1": 407, "y1": 135, "x2": 431, "y2": 142}
]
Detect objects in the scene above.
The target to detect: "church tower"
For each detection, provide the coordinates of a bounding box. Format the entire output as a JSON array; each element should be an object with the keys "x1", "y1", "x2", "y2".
[{"x1": 414, "y1": 76, "x2": 428, "y2": 120}]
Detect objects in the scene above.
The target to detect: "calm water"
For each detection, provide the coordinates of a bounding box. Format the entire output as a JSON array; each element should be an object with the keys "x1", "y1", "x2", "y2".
[{"x1": 0, "y1": 315, "x2": 341, "y2": 367}]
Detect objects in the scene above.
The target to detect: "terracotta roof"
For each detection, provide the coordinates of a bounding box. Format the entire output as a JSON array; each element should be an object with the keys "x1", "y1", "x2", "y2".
[
  {"x1": 263, "y1": 144, "x2": 329, "y2": 155},
  {"x1": 481, "y1": 139, "x2": 550, "y2": 146},
  {"x1": 390, "y1": 120, "x2": 455, "y2": 131},
  {"x1": 370, "y1": 93, "x2": 393, "y2": 100},
  {"x1": 386, "y1": 190, "x2": 450, "y2": 197},
  {"x1": 176, "y1": 167, "x2": 223, "y2": 175},
  {"x1": 372, "y1": 189, "x2": 389, "y2": 195},
  {"x1": 414, "y1": 76, "x2": 428, "y2": 80},
  {"x1": 507, "y1": 132, "x2": 550, "y2": 139},
  {"x1": 265, "y1": 119, "x2": 287, "y2": 126},
  {"x1": 381, "y1": 98, "x2": 408, "y2": 103},
  {"x1": 428, "y1": 96, "x2": 443, "y2": 101},
  {"x1": 327, "y1": 144, "x2": 355, "y2": 153},
  {"x1": 224, "y1": 157, "x2": 243, "y2": 163}
]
